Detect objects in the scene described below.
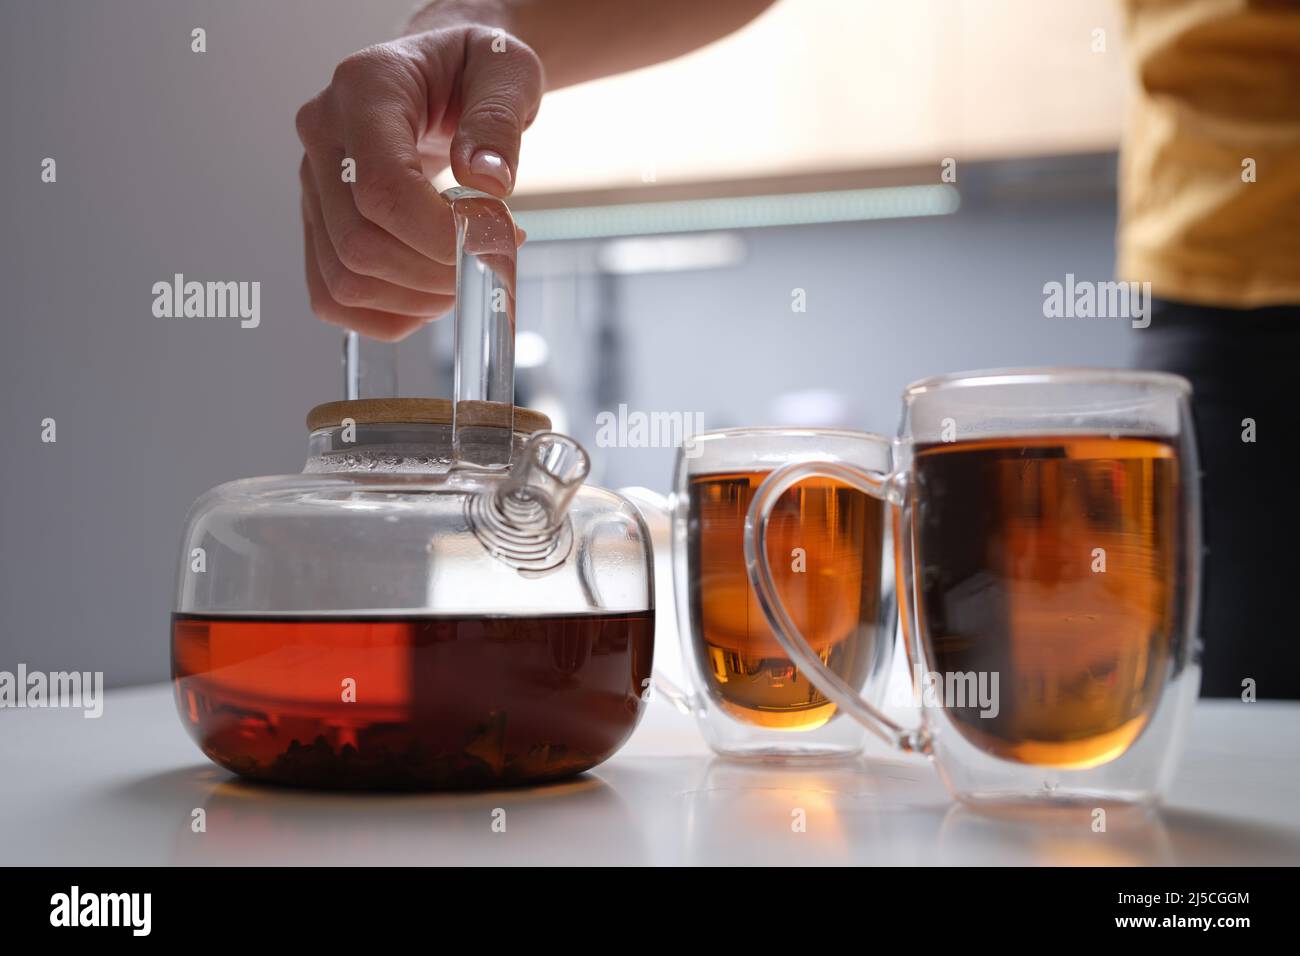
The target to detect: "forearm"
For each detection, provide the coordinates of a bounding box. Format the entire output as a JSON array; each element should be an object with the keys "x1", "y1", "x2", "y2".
[{"x1": 407, "y1": 0, "x2": 778, "y2": 90}]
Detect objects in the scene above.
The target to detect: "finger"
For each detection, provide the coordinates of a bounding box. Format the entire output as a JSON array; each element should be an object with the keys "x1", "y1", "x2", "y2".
[
  {"x1": 447, "y1": 27, "x2": 544, "y2": 196},
  {"x1": 323, "y1": 48, "x2": 460, "y2": 263},
  {"x1": 298, "y1": 114, "x2": 456, "y2": 294},
  {"x1": 303, "y1": 173, "x2": 457, "y2": 317},
  {"x1": 303, "y1": 214, "x2": 442, "y2": 342}
]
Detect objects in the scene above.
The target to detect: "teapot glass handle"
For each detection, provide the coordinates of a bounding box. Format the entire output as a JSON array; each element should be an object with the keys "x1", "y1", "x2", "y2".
[
  {"x1": 339, "y1": 186, "x2": 516, "y2": 470},
  {"x1": 342, "y1": 332, "x2": 398, "y2": 399},
  {"x1": 743, "y1": 461, "x2": 931, "y2": 755},
  {"x1": 618, "y1": 487, "x2": 703, "y2": 718},
  {"x1": 444, "y1": 186, "x2": 517, "y2": 468}
]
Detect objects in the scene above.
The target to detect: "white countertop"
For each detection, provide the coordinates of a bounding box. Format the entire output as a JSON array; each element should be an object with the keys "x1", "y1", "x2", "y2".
[{"x1": 2, "y1": 684, "x2": 1298, "y2": 866}]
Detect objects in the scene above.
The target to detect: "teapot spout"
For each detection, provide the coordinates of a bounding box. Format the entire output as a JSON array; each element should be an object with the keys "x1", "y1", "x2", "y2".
[
  {"x1": 501, "y1": 431, "x2": 590, "y2": 531},
  {"x1": 469, "y1": 432, "x2": 590, "y2": 570}
]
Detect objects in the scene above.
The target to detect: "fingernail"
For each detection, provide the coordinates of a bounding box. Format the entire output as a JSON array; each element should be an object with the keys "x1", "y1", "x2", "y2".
[{"x1": 470, "y1": 149, "x2": 512, "y2": 193}]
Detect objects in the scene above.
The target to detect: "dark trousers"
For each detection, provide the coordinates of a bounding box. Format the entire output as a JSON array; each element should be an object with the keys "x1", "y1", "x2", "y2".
[{"x1": 1136, "y1": 299, "x2": 1300, "y2": 699}]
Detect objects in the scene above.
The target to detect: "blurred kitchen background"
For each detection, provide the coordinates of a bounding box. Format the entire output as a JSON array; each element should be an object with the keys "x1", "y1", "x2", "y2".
[{"x1": 1, "y1": 0, "x2": 1135, "y2": 686}]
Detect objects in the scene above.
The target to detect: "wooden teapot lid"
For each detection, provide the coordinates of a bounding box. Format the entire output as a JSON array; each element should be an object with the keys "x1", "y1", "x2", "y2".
[{"x1": 306, "y1": 398, "x2": 551, "y2": 434}]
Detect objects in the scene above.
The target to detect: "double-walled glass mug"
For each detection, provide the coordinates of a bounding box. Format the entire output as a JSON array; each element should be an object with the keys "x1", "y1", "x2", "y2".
[
  {"x1": 635, "y1": 427, "x2": 898, "y2": 759},
  {"x1": 745, "y1": 370, "x2": 1201, "y2": 807}
]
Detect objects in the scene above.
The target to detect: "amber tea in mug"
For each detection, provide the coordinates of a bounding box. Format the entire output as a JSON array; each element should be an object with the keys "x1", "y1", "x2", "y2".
[
  {"x1": 687, "y1": 470, "x2": 884, "y2": 729},
  {"x1": 912, "y1": 434, "x2": 1180, "y2": 769}
]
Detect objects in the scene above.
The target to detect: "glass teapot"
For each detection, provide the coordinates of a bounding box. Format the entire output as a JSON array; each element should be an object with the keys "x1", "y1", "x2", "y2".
[{"x1": 172, "y1": 189, "x2": 655, "y2": 790}]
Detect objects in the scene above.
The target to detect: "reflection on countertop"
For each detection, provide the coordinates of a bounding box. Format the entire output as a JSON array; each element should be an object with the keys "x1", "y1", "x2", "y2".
[{"x1": 1, "y1": 684, "x2": 1298, "y2": 866}]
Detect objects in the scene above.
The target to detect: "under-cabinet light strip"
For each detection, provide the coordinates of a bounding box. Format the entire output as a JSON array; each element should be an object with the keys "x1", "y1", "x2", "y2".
[{"x1": 514, "y1": 184, "x2": 960, "y2": 241}]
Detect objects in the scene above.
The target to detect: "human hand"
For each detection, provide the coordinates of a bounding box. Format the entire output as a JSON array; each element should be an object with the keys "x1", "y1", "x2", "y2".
[{"x1": 295, "y1": 25, "x2": 542, "y2": 340}]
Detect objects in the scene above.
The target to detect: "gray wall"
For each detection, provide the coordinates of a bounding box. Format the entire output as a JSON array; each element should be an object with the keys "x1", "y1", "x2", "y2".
[{"x1": 0, "y1": 1, "x2": 1138, "y2": 687}]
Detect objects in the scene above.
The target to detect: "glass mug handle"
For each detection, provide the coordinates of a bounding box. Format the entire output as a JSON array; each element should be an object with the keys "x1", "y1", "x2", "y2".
[{"x1": 742, "y1": 461, "x2": 931, "y2": 755}]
